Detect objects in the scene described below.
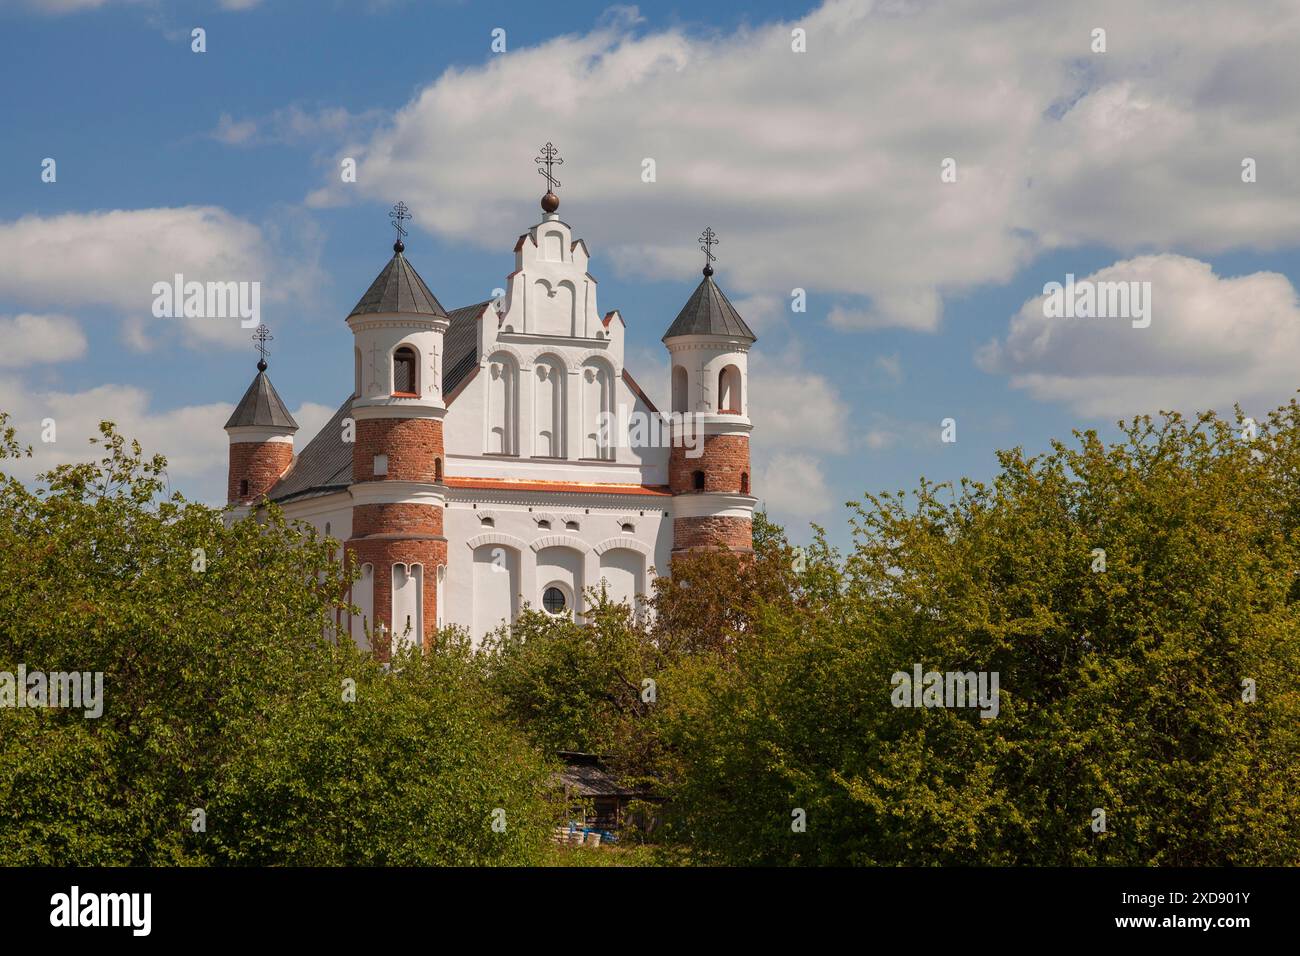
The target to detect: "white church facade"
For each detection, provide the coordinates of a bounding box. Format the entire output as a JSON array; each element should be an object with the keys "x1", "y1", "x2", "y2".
[{"x1": 224, "y1": 153, "x2": 757, "y2": 653}]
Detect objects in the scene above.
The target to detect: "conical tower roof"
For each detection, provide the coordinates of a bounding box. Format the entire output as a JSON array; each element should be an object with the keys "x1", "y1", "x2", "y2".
[
  {"x1": 348, "y1": 245, "x2": 448, "y2": 318},
  {"x1": 224, "y1": 369, "x2": 298, "y2": 430},
  {"x1": 662, "y1": 273, "x2": 756, "y2": 342}
]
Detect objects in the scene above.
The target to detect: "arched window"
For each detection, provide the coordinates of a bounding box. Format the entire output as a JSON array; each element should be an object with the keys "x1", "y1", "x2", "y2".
[
  {"x1": 740, "y1": 472, "x2": 749, "y2": 494},
  {"x1": 487, "y1": 354, "x2": 519, "y2": 455},
  {"x1": 434, "y1": 457, "x2": 443, "y2": 482},
  {"x1": 672, "y1": 366, "x2": 688, "y2": 413},
  {"x1": 718, "y1": 364, "x2": 742, "y2": 413},
  {"x1": 621, "y1": 522, "x2": 635, "y2": 533},
  {"x1": 393, "y1": 346, "x2": 417, "y2": 396},
  {"x1": 239, "y1": 479, "x2": 249, "y2": 498},
  {"x1": 480, "y1": 515, "x2": 495, "y2": 528},
  {"x1": 582, "y1": 360, "x2": 614, "y2": 459},
  {"x1": 534, "y1": 356, "x2": 565, "y2": 458},
  {"x1": 692, "y1": 470, "x2": 705, "y2": 491}
]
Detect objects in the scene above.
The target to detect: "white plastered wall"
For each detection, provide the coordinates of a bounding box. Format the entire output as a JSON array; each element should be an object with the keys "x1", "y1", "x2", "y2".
[{"x1": 444, "y1": 491, "x2": 671, "y2": 645}]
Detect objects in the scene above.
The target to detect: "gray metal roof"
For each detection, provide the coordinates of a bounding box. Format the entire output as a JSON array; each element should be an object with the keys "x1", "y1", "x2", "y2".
[
  {"x1": 662, "y1": 274, "x2": 756, "y2": 342},
  {"x1": 444, "y1": 300, "x2": 488, "y2": 396},
  {"x1": 267, "y1": 302, "x2": 487, "y2": 504},
  {"x1": 267, "y1": 395, "x2": 353, "y2": 504},
  {"x1": 224, "y1": 370, "x2": 298, "y2": 430},
  {"x1": 348, "y1": 250, "x2": 448, "y2": 318}
]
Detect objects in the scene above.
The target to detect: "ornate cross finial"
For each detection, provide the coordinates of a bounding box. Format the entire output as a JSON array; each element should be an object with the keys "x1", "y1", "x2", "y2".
[
  {"x1": 389, "y1": 201, "x2": 411, "y2": 252},
  {"x1": 252, "y1": 324, "x2": 273, "y2": 371},
  {"x1": 535, "y1": 142, "x2": 563, "y2": 192},
  {"x1": 699, "y1": 226, "x2": 719, "y2": 276}
]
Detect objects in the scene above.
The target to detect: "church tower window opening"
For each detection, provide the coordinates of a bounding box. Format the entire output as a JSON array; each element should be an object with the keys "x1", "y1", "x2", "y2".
[{"x1": 393, "y1": 346, "x2": 418, "y2": 396}]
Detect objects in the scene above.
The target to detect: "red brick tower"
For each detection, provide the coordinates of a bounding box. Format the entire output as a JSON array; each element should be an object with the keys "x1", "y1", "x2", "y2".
[
  {"x1": 225, "y1": 337, "x2": 298, "y2": 514},
  {"x1": 344, "y1": 219, "x2": 450, "y2": 656},
  {"x1": 663, "y1": 228, "x2": 757, "y2": 557}
]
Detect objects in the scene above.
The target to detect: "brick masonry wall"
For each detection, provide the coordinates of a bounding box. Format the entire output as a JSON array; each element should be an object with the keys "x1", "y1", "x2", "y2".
[
  {"x1": 672, "y1": 515, "x2": 753, "y2": 553},
  {"x1": 669, "y1": 434, "x2": 751, "y2": 494},
  {"x1": 348, "y1": 415, "x2": 446, "y2": 657},
  {"x1": 228, "y1": 441, "x2": 294, "y2": 504},
  {"x1": 345, "y1": 537, "x2": 447, "y2": 657},
  {"x1": 353, "y1": 417, "x2": 444, "y2": 482},
  {"x1": 352, "y1": 502, "x2": 444, "y2": 538}
]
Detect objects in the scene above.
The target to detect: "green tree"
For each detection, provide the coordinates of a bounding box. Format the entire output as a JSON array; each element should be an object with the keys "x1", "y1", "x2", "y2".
[
  {"x1": 206, "y1": 638, "x2": 556, "y2": 865},
  {"x1": 653, "y1": 408, "x2": 1300, "y2": 865},
  {"x1": 484, "y1": 593, "x2": 657, "y2": 758},
  {"x1": 0, "y1": 416, "x2": 555, "y2": 865}
]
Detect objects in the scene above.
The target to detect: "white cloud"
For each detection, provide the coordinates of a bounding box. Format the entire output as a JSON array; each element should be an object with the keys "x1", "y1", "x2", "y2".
[
  {"x1": 305, "y1": 4, "x2": 1039, "y2": 323},
  {"x1": 211, "y1": 105, "x2": 383, "y2": 148},
  {"x1": 213, "y1": 113, "x2": 258, "y2": 146},
  {"x1": 743, "y1": 347, "x2": 857, "y2": 526},
  {"x1": 120, "y1": 315, "x2": 153, "y2": 353},
  {"x1": 0, "y1": 314, "x2": 87, "y2": 366},
  {"x1": 20, "y1": 0, "x2": 125, "y2": 12},
  {"x1": 0, "y1": 380, "x2": 232, "y2": 501},
  {"x1": 0, "y1": 377, "x2": 337, "y2": 507},
  {"x1": 21, "y1": 0, "x2": 252, "y2": 11},
  {"x1": 977, "y1": 254, "x2": 1300, "y2": 418},
  {"x1": 863, "y1": 426, "x2": 897, "y2": 452},
  {"x1": 873, "y1": 353, "x2": 903, "y2": 387},
  {"x1": 749, "y1": 356, "x2": 850, "y2": 453},
  {"x1": 299, "y1": 0, "x2": 1300, "y2": 333},
  {"x1": 622, "y1": 345, "x2": 669, "y2": 411},
  {"x1": 290, "y1": 401, "x2": 336, "y2": 449},
  {"x1": 857, "y1": 412, "x2": 936, "y2": 452},
  {"x1": 0, "y1": 207, "x2": 323, "y2": 351},
  {"x1": 754, "y1": 452, "x2": 833, "y2": 519},
  {"x1": 726, "y1": 293, "x2": 786, "y2": 335},
  {"x1": 829, "y1": 289, "x2": 943, "y2": 333}
]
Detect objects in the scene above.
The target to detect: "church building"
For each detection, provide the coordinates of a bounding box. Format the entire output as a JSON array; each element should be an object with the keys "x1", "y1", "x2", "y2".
[{"x1": 223, "y1": 147, "x2": 757, "y2": 651}]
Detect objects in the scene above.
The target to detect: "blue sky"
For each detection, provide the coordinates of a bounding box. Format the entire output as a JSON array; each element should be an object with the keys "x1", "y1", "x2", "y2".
[{"x1": 2, "y1": 0, "x2": 1299, "y2": 551}]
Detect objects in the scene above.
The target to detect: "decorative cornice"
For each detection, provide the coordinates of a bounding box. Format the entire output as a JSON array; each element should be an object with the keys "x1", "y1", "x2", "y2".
[
  {"x1": 350, "y1": 402, "x2": 445, "y2": 421},
  {"x1": 573, "y1": 349, "x2": 617, "y2": 369},
  {"x1": 349, "y1": 480, "x2": 445, "y2": 507},
  {"x1": 530, "y1": 533, "x2": 589, "y2": 553},
  {"x1": 444, "y1": 487, "x2": 672, "y2": 509},
  {"x1": 664, "y1": 338, "x2": 752, "y2": 353},
  {"x1": 483, "y1": 344, "x2": 526, "y2": 367},
  {"x1": 525, "y1": 349, "x2": 569, "y2": 372},
  {"x1": 593, "y1": 536, "x2": 649, "y2": 556},
  {"x1": 465, "y1": 531, "x2": 528, "y2": 552},
  {"x1": 227, "y1": 426, "x2": 294, "y2": 444},
  {"x1": 347, "y1": 315, "x2": 448, "y2": 333},
  {"x1": 673, "y1": 492, "x2": 757, "y2": 520}
]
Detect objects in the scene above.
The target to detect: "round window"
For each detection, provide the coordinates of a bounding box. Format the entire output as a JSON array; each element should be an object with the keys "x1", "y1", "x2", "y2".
[{"x1": 542, "y1": 586, "x2": 567, "y2": 615}]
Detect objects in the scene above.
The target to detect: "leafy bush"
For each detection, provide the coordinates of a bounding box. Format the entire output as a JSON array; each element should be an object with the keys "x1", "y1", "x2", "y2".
[
  {"x1": 652, "y1": 410, "x2": 1300, "y2": 865},
  {"x1": 483, "y1": 596, "x2": 657, "y2": 758},
  {"x1": 206, "y1": 639, "x2": 555, "y2": 865},
  {"x1": 0, "y1": 416, "x2": 554, "y2": 865}
]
